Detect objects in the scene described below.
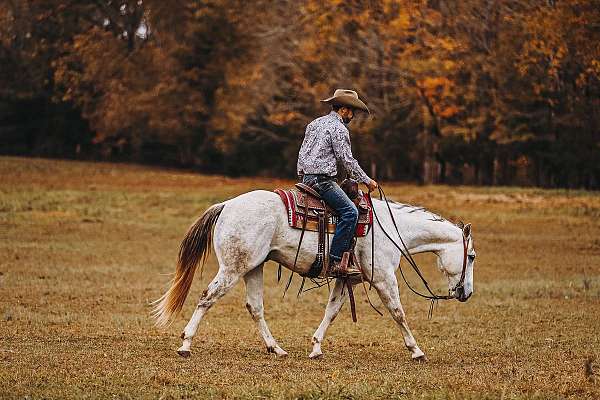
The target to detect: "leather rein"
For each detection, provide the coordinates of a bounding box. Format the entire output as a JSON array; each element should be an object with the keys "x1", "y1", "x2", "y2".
[{"x1": 368, "y1": 186, "x2": 468, "y2": 305}]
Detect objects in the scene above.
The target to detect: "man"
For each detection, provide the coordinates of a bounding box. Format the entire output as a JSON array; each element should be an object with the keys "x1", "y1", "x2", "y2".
[{"x1": 297, "y1": 89, "x2": 378, "y2": 276}]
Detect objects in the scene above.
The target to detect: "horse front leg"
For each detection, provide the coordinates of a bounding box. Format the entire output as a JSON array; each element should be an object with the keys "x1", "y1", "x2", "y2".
[
  {"x1": 243, "y1": 264, "x2": 288, "y2": 357},
  {"x1": 309, "y1": 278, "x2": 346, "y2": 359},
  {"x1": 374, "y1": 271, "x2": 426, "y2": 361}
]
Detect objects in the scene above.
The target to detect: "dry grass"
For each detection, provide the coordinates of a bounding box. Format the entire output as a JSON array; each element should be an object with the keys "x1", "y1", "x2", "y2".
[{"x1": 1, "y1": 156, "x2": 599, "y2": 399}]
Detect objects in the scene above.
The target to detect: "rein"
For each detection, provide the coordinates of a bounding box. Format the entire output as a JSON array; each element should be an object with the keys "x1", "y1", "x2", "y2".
[{"x1": 368, "y1": 186, "x2": 468, "y2": 309}]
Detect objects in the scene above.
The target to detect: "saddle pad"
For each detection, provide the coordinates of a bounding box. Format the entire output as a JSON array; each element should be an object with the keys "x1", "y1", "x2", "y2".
[{"x1": 274, "y1": 188, "x2": 372, "y2": 237}]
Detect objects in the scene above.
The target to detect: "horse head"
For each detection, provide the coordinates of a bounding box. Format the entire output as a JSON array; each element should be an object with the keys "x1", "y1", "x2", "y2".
[{"x1": 437, "y1": 222, "x2": 475, "y2": 302}]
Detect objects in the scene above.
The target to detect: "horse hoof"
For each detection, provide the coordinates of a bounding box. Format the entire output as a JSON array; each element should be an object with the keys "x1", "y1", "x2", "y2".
[
  {"x1": 177, "y1": 350, "x2": 191, "y2": 358},
  {"x1": 309, "y1": 351, "x2": 323, "y2": 360},
  {"x1": 274, "y1": 348, "x2": 289, "y2": 357},
  {"x1": 268, "y1": 346, "x2": 288, "y2": 357},
  {"x1": 412, "y1": 354, "x2": 427, "y2": 362}
]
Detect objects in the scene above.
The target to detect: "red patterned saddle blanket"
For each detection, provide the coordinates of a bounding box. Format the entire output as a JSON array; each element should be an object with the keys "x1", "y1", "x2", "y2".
[{"x1": 274, "y1": 187, "x2": 373, "y2": 237}]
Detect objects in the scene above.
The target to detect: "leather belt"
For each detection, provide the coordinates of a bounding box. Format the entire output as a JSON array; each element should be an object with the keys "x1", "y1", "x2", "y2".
[{"x1": 302, "y1": 174, "x2": 335, "y2": 183}]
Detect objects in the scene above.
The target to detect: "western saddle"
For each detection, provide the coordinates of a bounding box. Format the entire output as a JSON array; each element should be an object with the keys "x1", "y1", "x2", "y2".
[
  {"x1": 274, "y1": 179, "x2": 378, "y2": 323},
  {"x1": 274, "y1": 179, "x2": 373, "y2": 278}
]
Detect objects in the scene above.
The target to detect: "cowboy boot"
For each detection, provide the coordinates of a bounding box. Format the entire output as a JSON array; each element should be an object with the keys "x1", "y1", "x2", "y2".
[{"x1": 329, "y1": 252, "x2": 361, "y2": 277}]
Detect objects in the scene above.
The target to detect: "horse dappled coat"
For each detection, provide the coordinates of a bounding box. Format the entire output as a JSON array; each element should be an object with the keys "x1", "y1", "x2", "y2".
[{"x1": 153, "y1": 190, "x2": 475, "y2": 360}]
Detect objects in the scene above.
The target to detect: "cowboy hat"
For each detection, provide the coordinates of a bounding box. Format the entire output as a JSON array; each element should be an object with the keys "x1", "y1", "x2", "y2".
[{"x1": 320, "y1": 89, "x2": 370, "y2": 114}]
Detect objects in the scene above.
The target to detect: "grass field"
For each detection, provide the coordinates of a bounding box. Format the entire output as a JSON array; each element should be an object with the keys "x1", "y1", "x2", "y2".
[{"x1": 1, "y1": 156, "x2": 599, "y2": 399}]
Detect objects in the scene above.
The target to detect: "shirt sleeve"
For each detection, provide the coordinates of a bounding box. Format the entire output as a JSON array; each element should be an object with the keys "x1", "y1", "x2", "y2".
[{"x1": 330, "y1": 126, "x2": 371, "y2": 184}]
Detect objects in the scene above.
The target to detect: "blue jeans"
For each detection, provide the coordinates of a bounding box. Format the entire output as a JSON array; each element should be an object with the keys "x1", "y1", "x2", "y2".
[{"x1": 302, "y1": 174, "x2": 359, "y2": 261}]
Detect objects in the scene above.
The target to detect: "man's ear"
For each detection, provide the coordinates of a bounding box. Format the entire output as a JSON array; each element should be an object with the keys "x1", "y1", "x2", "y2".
[{"x1": 462, "y1": 223, "x2": 472, "y2": 238}]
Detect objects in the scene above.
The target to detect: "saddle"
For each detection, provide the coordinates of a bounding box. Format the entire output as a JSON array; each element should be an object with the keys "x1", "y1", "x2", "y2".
[
  {"x1": 274, "y1": 183, "x2": 372, "y2": 237},
  {"x1": 274, "y1": 180, "x2": 378, "y2": 323}
]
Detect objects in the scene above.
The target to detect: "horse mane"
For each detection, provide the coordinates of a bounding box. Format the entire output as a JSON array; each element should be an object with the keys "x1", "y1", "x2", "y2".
[{"x1": 386, "y1": 199, "x2": 462, "y2": 227}]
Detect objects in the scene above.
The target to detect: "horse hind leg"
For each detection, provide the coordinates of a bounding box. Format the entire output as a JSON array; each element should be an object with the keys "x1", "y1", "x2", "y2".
[
  {"x1": 178, "y1": 196, "x2": 277, "y2": 357},
  {"x1": 178, "y1": 226, "x2": 273, "y2": 356},
  {"x1": 178, "y1": 269, "x2": 240, "y2": 357},
  {"x1": 244, "y1": 264, "x2": 288, "y2": 357}
]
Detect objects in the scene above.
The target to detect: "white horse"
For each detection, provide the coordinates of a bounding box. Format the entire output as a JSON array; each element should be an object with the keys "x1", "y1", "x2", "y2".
[{"x1": 153, "y1": 189, "x2": 475, "y2": 360}]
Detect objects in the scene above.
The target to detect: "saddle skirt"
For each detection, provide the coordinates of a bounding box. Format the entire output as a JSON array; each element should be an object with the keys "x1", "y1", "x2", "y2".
[{"x1": 274, "y1": 187, "x2": 373, "y2": 237}]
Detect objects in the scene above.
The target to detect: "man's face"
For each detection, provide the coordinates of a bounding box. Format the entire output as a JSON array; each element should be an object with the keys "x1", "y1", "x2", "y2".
[{"x1": 339, "y1": 107, "x2": 355, "y2": 124}]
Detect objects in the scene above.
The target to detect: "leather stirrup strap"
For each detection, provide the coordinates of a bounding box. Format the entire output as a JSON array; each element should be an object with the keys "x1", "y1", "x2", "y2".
[
  {"x1": 347, "y1": 280, "x2": 357, "y2": 323},
  {"x1": 286, "y1": 202, "x2": 309, "y2": 296},
  {"x1": 340, "y1": 251, "x2": 350, "y2": 274},
  {"x1": 324, "y1": 206, "x2": 329, "y2": 272},
  {"x1": 317, "y1": 211, "x2": 326, "y2": 277},
  {"x1": 292, "y1": 202, "x2": 309, "y2": 270},
  {"x1": 345, "y1": 243, "x2": 357, "y2": 323}
]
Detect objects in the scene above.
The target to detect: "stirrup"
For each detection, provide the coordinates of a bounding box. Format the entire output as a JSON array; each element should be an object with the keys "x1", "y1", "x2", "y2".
[
  {"x1": 330, "y1": 265, "x2": 361, "y2": 277},
  {"x1": 328, "y1": 252, "x2": 362, "y2": 277}
]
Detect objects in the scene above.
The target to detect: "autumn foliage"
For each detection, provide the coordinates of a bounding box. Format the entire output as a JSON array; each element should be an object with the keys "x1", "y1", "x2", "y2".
[{"x1": 1, "y1": 0, "x2": 599, "y2": 187}]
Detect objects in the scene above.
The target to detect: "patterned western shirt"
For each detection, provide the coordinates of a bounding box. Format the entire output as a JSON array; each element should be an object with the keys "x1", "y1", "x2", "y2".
[{"x1": 297, "y1": 111, "x2": 371, "y2": 184}]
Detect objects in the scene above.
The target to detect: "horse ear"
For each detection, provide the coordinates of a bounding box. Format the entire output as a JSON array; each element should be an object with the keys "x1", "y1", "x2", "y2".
[{"x1": 462, "y1": 223, "x2": 472, "y2": 237}]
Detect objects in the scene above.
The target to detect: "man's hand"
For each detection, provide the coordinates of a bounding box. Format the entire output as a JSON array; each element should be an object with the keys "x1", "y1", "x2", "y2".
[{"x1": 366, "y1": 179, "x2": 378, "y2": 193}]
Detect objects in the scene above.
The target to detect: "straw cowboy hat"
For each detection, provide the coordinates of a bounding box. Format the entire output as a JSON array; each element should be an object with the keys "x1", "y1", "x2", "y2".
[{"x1": 320, "y1": 89, "x2": 370, "y2": 114}]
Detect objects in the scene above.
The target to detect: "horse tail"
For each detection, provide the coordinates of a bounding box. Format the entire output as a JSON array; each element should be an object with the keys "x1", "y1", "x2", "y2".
[{"x1": 152, "y1": 203, "x2": 225, "y2": 327}]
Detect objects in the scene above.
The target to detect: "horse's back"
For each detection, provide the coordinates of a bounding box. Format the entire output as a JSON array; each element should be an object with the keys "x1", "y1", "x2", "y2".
[
  {"x1": 222, "y1": 189, "x2": 285, "y2": 214},
  {"x1": 216, "y1": 189, "x2": 286, "y2": 236}
]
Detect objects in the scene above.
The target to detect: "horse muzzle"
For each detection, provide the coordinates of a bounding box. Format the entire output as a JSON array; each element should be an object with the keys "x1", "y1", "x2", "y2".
[{"x1": 454, "y1": 286, "x2": 472, "y2": 302}]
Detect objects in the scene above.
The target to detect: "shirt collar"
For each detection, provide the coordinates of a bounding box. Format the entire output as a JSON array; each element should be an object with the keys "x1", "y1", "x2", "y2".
[{"x1": 329, "y1": 110, "x2": 343, "y2": 123}]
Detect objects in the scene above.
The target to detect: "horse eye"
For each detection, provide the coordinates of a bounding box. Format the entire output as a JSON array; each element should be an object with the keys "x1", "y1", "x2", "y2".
[{"x1": 468, "y1": 255, "x2": 475, "y2": 261}]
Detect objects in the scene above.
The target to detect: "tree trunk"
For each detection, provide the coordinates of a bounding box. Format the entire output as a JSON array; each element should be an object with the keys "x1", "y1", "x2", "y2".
[{"x1": 370, "y1": 160, "x2": 376, "y2": 181}]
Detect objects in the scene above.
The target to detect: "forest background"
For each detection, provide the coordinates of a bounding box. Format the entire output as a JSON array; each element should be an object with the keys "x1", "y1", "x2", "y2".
[{"x1": 1, "y1": 0, "x2": 599, "y2": 188}]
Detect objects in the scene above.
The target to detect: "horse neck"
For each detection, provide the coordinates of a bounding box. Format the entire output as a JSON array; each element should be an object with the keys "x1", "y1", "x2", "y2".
[{"x1": 373, "y1": 199, "x2": 462, "y2": 255}]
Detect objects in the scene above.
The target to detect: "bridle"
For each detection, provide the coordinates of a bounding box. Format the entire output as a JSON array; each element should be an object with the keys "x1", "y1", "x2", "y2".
[
  {"x1": 453, "y1": 234, "x2": 469, "y2": 294},
  {"x1": 368, "y1": 186, "x2": 470, "y2": 306}
]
